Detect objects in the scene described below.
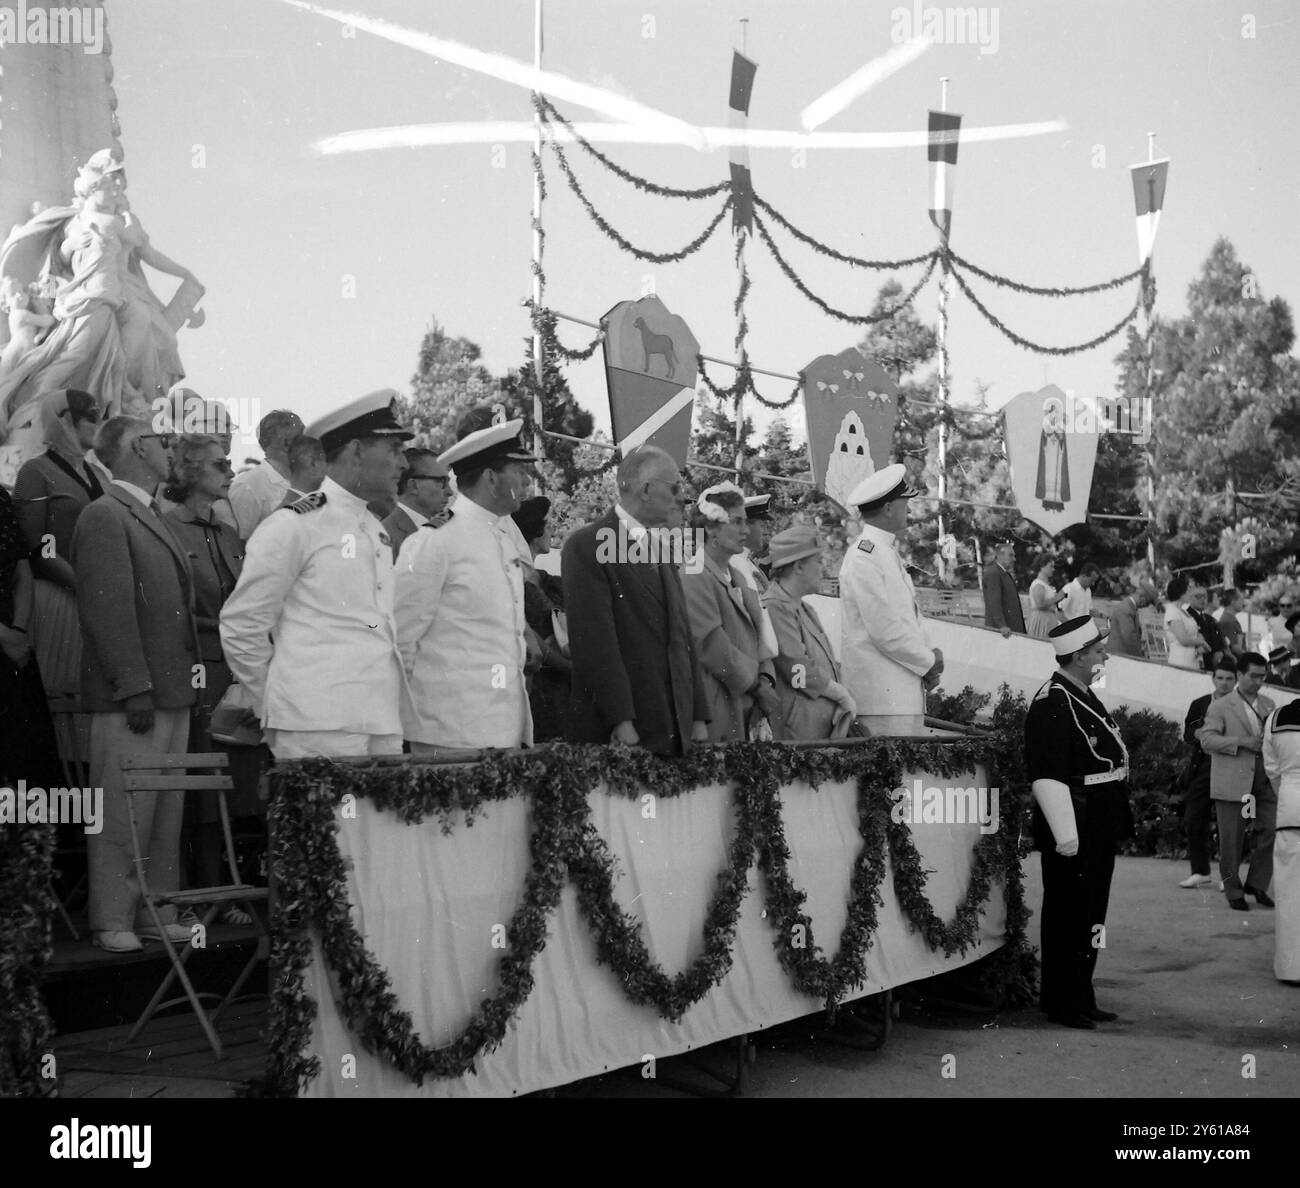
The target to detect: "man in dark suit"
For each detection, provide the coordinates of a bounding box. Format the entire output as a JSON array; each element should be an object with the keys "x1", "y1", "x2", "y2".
[
  {"x1": 982, "y1": 541, "x2": 1026, "y2": 637},
  {"x1": 562, "y1": 445, "x2": 709, "y2": 754},
  {"x1": 1200, "y1": 652, "x2": 1278, "y2": 909},
  {"x1": 383, "y1": 447, "x2": 452, "y2": 560},
  {"x1": 1178, "y1": 658, "x2": 1238, "y2": 888},
  {"x1": 73, "y1": 416, "x2": 201, "y2": 954}
]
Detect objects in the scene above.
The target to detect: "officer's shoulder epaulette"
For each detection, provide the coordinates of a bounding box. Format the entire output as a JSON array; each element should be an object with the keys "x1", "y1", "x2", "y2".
[
  {"x1": 1032, "y1": 680, "x2": 1056, "y2": 703},
  {"x1": 290, "y1": 491, "x2": 327, "y2": 515},
  {"x1": 856, "y1": 538, "x2": 875, "y2": 554}
]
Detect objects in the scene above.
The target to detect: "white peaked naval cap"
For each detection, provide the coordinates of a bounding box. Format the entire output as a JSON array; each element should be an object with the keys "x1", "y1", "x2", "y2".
[{"x1": 845, "y1": 462, "x2": 921, "y2": 509}]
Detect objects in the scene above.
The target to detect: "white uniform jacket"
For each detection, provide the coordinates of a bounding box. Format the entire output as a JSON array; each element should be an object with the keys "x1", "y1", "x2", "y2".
[
  {"x1": 837, "y1": 523, "x2": 935, "y2": 716},
  {"x1": 394, "y1": 494, "x2": 533, "y2": 748},
  {"x1": 218, "y1": 476, "x2": 409, "y2": 735}
]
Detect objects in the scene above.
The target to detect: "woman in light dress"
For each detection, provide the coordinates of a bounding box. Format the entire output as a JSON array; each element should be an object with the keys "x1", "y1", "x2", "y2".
[
  {"x1": 1163, "y1": 575, "x2": 1208, "y2": 671},
  {"x1": 1027, "y1": 553, "x2": 1067, "y2": 639}
]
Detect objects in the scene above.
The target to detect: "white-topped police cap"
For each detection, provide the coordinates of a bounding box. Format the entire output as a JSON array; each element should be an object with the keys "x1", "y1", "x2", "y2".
[
  {"x1": 1049, "y1": 615, "x2": 1107, "y2": 656},
  {"x1": 744, "y1": 494, "x2": 772, "y2": 520},
  {"x1": 306, "y1": 389, "x2": 414, "y2": 455},
  {"x1": 438, "y1": 417, "x2": 537, "y2": 474},
  {"x1": 846, "y1": 463, "x2": 921, "y2": 509}
]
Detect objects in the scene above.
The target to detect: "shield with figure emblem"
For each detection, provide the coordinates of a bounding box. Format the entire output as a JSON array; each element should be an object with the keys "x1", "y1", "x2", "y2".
[
  {"x1": 802, "y1": 347, "x2": 898, "y2": 512},
  {"x1": 602, "y1": 294, "x2": 699, "y2": 467}
]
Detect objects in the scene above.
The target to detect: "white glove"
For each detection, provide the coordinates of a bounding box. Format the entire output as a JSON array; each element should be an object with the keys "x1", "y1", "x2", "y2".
[
  {"x1": 825, "y1": 680, "x2": 857, "y2": 715},
  {"x1": 1031, "y1": 778, "x2": 1078, "y2": 855}
]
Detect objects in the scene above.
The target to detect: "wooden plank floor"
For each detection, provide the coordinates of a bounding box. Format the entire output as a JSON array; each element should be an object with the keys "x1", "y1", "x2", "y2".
[{"x1": 52, "y1": 998, "x2": 269, "y2": 1099}]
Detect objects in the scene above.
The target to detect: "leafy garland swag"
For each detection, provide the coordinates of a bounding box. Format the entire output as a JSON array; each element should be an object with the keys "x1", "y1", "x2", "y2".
[{"x1": 265, "y1": 733, "x2": 1035, "y2": 1096}]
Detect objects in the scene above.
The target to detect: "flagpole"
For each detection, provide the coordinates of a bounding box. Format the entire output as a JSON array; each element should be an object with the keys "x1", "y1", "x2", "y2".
[
  {"x1": 531, "y1": 0, "x2": 546, "y2": 459},
  {"x1": 1142, "y1": 130, "x2": 1156, "y2": 570},
  {"x1": 936, "y1": 77, "x2": 950, "y2": 558},
  {"x1": 733, "y1": 18, "x2": 750, "y2": 481}
]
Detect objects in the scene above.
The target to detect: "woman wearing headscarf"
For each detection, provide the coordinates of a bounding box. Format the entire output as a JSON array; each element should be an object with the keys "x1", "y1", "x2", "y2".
[
  {"x1": 12, "y1": 388, "x2": 105, "y2": 699},
  {"x1": 163, "y1": 436, "x2": 260, "y2": 909},
  {"x1": 511, "y1": 495, "x2": 571, "y2": 742},
  {"x1": 681, "y1": 482, "x2": 779, "y2": 743}
]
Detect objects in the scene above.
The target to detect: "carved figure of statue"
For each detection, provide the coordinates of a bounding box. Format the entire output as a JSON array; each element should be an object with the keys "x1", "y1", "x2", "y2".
[{"x1": 0, "y1": 147, "x2": 204, "y2": 479}]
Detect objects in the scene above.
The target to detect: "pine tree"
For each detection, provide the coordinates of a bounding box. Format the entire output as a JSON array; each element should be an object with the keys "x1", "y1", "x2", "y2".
[{"x1": 399, "y1": 319, "x2": 502, "y2": 453}]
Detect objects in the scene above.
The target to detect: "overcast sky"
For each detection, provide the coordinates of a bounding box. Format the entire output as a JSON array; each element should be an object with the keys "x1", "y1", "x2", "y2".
[{"x1": 105, "y1": 0, "x2": 1297, "y2": 454}]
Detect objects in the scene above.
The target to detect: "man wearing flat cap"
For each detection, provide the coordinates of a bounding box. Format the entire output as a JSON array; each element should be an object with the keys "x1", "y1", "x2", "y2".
[
  {"x1": 219, "y1": 389, "x2": 413, "y2": 759},
  {"x1": 1025, "y1": 615, "x2": 1133, "y2": 1030},
  {"x1": 394, "y1": 418, "x2": 536, "y2": 751},
  {"x1": 762, "y1": 525, "x2": 856, "y2": 740},
  {"x1": 837, "y1": 463, "x2": 943, "y2": 735}
]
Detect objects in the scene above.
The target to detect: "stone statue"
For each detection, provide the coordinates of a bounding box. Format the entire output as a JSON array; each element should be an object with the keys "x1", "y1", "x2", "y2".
[{"x1": 0, "y1": 147, "x2": 204, "y2": 484}]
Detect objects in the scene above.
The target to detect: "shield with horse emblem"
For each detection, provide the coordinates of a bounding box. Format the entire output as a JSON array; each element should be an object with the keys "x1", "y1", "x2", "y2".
[
  {"x1": 601, "y1": 294, "x2": 699, "y2": 467},
  {"x1": 802, "y1": 347, "x2": 898, "y2": 512}
]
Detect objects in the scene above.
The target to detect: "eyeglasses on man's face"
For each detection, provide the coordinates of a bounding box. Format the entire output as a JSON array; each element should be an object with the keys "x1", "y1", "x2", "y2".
[
  {"x1": 139, "y1": 432, "x2": 176, "y2": 449},
  {"x1": 648, "y1": 477, "x2": 683, "y2": 498}
]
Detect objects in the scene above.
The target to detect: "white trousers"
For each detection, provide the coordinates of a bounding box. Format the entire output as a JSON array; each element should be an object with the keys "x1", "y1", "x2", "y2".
[
  {"x1": 266, "y1": 730, "x2": 404, "y2": 760},
  {"x1": 87, "y1": 709, "x2": 191, "y2": 934}
]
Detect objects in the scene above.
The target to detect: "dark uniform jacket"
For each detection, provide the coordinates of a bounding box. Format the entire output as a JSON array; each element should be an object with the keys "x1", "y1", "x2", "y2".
[
  {"x1": 1182, "y1": 692, "x2": 1213, "y2": 791},
  {"x1": 562, "y1": 508, "x2": 708, "y2": 755},
  {"x1": 1024, "y1": 671, "x2": 1134, "y2": 851}
]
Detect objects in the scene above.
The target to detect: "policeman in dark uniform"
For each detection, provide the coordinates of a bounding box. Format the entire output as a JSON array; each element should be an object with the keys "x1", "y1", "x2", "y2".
[{"x1": 1025, "y1": 615, "x2": 1134, "y2": 1029}]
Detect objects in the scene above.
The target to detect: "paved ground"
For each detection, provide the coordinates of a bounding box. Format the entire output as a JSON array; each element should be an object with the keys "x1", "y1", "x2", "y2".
[{"x1": 569, "y1": 855, "x2": 1300, "y2": 1098}]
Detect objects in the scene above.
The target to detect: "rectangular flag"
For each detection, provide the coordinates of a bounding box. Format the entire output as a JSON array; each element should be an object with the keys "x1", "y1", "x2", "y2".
[
  {"x1": 927, "y1": 110, "x2": 961, "y2": 241},
  {"x1": 729, "y1": 51, "x2": 758, "y2": 233},
  {"x1": 1129, "y1": 158, "x2": 1170, "y2": 263}
]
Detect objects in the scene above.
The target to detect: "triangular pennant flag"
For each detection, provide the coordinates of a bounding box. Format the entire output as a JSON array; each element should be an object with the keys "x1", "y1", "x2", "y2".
[
  {"x1": 601, "y1": 295, "x2": 700, "y2": 468},
  {"x1": 729, "y1": 51, "x2": 758, "y2": 233},
  {"x1": 927, "y1": 110, "x2": 961, "y2": 241},
  {"x1": 1130, "y1": 158, "x2": 1169, "y2": 263}
]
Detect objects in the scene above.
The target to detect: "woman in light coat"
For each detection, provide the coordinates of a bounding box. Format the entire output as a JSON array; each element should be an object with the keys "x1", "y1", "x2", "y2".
[
  {"x1": 761, "y1": 525, "x2": 856, "y2": 740},
  {"x1": 681, "y1": 483, "x2": 779, "y2": 743},
  {"x1": 1261, "y1": 703, "x2": 1300, "y2": 982}
]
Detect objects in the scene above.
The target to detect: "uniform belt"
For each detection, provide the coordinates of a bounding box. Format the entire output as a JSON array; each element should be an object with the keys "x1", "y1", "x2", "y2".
[{"x1": 1082, "y1": 767, "x2": 1127, "y2": 786}]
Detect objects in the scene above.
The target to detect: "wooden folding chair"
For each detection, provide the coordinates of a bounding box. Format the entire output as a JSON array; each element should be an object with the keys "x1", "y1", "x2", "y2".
[
  {"x1": 121, "y1": 752, "x2": 270, "y2": 1059},
  {"x1": 46, "y1": 697, "x2": 91, "y2": 939}
]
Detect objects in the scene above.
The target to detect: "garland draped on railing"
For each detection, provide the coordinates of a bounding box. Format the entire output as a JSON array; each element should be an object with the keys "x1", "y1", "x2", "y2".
[
  {"x1": 947, "y1": 254, "x2": 1145, "y2": 356},
  {"x1": 524, "y1": 300, "x2": 604, "y2": 362},
  {"x1": 263, "y1": 732, "x2": 1033, "y2": 1096},
  {"x1": 0, "y1": 822, "x2": 56, "y2": 1098}
]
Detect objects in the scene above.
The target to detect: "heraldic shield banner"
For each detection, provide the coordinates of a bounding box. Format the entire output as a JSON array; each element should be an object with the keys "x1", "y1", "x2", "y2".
[
  {"x1": 802, "y1": 347, "x2": 898, "y2": 512},
  {"x1": 1001, "y1": 383, "x2": 1100, "y2": 535},
  {"x1": 601, "y1": 295, "x2": 700, "y2": 467}
]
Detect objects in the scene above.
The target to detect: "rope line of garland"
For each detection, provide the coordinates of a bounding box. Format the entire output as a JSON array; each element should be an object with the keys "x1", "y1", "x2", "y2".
[
  {"x1": 947, "y1": 257, "x2": 1143, "y2": 355},
  {"x1": 945, "y1": 248, "x2": 1148, "y2": 297},
  {"x1": 695, "y1": 355, "x2": 802, "y2": 410},
  {"x1": 755, "y1": 212, "x2": 942, "y2": 324},
  {"x1": 262, "y1": 735, "x2": 1031, "y2": 1096},
  {"x1": 525, "y1": 301, "x2": 604, "y2": 362},
  {"x1": 752, "y1": 192, "x2": 936, "y2": 271},
  {"x1": 535, "y1": 95, "x2": 730, "y2": 200},
  {"x1": 549, "y1": 138, "x2": 733, "y2": 264}
]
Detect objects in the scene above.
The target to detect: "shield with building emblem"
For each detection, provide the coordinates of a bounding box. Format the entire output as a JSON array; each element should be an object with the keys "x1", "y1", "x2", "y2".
[
  {"x1": 802, "y1": 347, "x2": 898, "y2": 512},
  {"x1": 601, "y1": 295, "x2": 700, "y2": 467}
]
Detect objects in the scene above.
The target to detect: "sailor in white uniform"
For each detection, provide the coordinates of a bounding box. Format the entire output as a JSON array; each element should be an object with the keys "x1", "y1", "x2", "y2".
[
  {"x1": 394, "y1": 418, "x2": 536, "y2": 753},
  {"x1": 218, "y1": 389, "x2": 414, "y2": 760},
  {"x1": 837, "y1": 464, "x2": 942, "y2": 735}
]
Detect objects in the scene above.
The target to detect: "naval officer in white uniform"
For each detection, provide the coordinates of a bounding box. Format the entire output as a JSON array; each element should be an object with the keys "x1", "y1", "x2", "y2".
[
  {"x1": 394, "y1": 418, "x2": 536, "y2": 753},
  {"x1": 218, "y1": 389, "x2": 414, "y2": 760},
  {"x1": 837, "y1": 464, "x2": 943, "y2": 735}
]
